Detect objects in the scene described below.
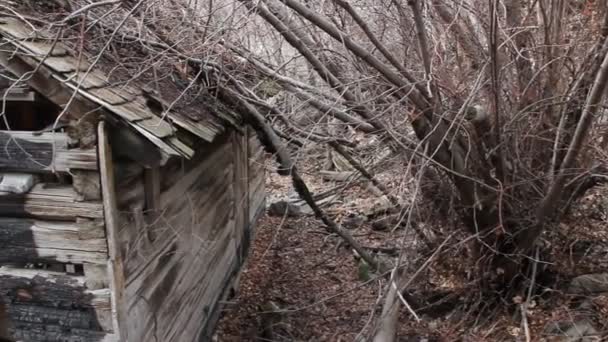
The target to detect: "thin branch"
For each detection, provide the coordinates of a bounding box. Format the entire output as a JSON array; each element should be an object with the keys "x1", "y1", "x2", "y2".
[
  {"x1": 62, "y1": 0, "x2": 122, "y2": 22},
  {"x1": 524, "y1": 46, "x2": 608, "y2": 252},
  {"x1": 332, "y1": 0, "x2": 429, "y2": 100},
  {"x1": 276, "y1": 0, "x2": 431, "y2": 112},
  {"x1": 219, "y1": 78, "x2": 384, "y2": 272}
]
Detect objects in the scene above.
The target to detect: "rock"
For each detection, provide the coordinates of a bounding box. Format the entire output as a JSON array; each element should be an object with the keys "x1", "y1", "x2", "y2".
[
  {"x1": 0, "y1": 173, "x2": 37, "y2": 194},
  {"x1": 544, "y1": 320, "x2": 600, "y2": 342},
  {"x1": 567, "y1": 273, "x2": 608, "y2": 294},
  {"x1": 371, "y1": 214, "x2": 400, "y2": 231},
  {"x1": 357, "y1": 259, "x2": 371, "y2": 281},
  {"x1": 268, "y1": 200, "x2": 313, "y2": 217},
  {"x1": 267, "y1": 193, "x2": 339, "y2": 217},
  {"x1": 342, "y1": 214, "x2": 365, "y2": 229},
  {"x1": 320, "y1": 170, "x2": 354, "y2": 182}
]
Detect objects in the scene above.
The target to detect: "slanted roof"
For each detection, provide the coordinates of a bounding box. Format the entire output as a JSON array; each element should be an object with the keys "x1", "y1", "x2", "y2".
[{"x1": 0, "y1": 1, "x2": 244, "y2": 159}]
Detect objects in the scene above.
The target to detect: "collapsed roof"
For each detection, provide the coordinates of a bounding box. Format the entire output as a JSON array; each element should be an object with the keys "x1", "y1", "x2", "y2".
[{"x1": 0, "y1": 0, "x2": 246, "y2": 159}]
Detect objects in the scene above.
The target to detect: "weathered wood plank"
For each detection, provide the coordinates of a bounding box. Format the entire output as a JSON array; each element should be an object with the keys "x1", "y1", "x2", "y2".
[
  {"x1": 44, "y1": 55, "x2": 90, "y2": 73},
  {"x1": 98, "y1": 121, "x2": 126, "y2": 341},
  {"x1": 0, "y1": 183, "x2": 104, "y2": 219},
  {"x1": 0, "y1": 51, "x2": 103, "y2": 124},
  {"x1": 0, "y1": 47, "x2": 183, "y2": 160},
  {"x1": 119, "y1": 136, "x2": 242, "y2": 341},
  {"x1": 126, "y1": 211, "x2": 236, "y2": 341},
  {"x1": 163, "y1": 239, "x2": 238, "y2": 341},
  {"x1": 0, "y1": 218, "x2": 107, "y2": 264},
  {"x1": 0, "y1": 131, "x2": 98, "y2": 172},
  {"x1": 1, "y1": 88, "x2": 37, "y2": 102},
  {"x1": 159, "y1": 143, "x2": 233, "y2": 207},
  {"x1": 124, "y1": 166, "x2": 234, "y2": 280},
  {"x1": 249, "y1": 132, "x2": 266, "y2": 223},
  {"x1": 144, "y1": 168, "x2": 161, "y2": 213},
  {"x1": 233, "y1": 132, "x2": 249, "y2": 264},
  {"x1": 0, "y1": 268, "x2": 114, "y2": 333}
]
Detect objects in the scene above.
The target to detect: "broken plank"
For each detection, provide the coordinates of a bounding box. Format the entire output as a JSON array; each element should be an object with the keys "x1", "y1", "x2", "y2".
[
  {"x1": 0, "y1": 218, "x2": 107, "y2": 264},
  {"x1": 0, "y1": 17, "x2": 37, "y2": 40},
  {"x1": 0, "y1": 51, "x2": 104, "y2": 120},
  {"x1": 17, "y1": 40, "x2": 68, "y2": 57},
  {"x1": 134, "y1": 115, "x2": 175, "y2": 139},
  {"x1": 66, "y1": 69, "x2": 110, "y2": 89}
]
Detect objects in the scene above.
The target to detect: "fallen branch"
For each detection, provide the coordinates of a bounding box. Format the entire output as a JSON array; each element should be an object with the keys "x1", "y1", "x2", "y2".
[
  {"x1": 329, "y1": 142, "x2": 433, "y2": 249},
  {"x1": 372, "y1": 234, "x2": 453, "y2": 342},
  {"x1": 219, "y1": 81, "x2": 384, "y2": 272},
  {"x1": 372, "y1": 269, "x2": 403, "y2": 342},
  {"x1": 523, "y1": 44, "x2": 608, "y2": 253}
]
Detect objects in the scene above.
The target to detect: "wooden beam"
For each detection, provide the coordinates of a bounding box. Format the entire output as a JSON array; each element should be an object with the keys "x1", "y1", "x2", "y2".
[
  {"x1": 98, "y1": 121, "x2": 126, "y2": 341},
  {"x1": 0, "y1": 49, "x2": 180, "y2": 160},
  {"x1": 1, "y1": 88, "x2": 37, "y2": 102},
  {"x1": 232, "y1": 131, "x2": 249, "y2": 264},
  {"x1": 143, "y1": 168, "x2": 161, "y2": 213},
  {"x1": 144, "y1": 167, "x2": 161, "y2": 243},
  {"x1": 0, "y1": 183, "x2": 103, "y2": 220},
  {"x1": 0, "y1": 51, "x2": 101, "y2": 121},
  {"x1": 0, "y1": 218, "x2": 107, "y2": 264},
  {"x1": 106, "y1": 119, "x2": 166, "y2": 168},
  {"x1": 0, "y1": 131, "x2": 98, "y2": 172}
]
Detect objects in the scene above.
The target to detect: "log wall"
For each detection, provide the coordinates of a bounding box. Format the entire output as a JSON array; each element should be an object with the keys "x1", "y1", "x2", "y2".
[
  {"x1": 0, "y1": 130, "x2": 117, "y2": 341},
  {"x1": 0, "y1": 126, "x2": 266, "y2": 342}
]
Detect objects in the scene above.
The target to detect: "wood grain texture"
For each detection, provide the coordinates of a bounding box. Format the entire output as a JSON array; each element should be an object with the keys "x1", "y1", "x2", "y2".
[
  {"x1": 0, "y1": 131, "x2": 98, "y2": 172},
  {"x1": 0, "y1": 183, "x2": 104, "y2": 219},
  {"x1": 117, "y1": 135, "x2": 241, "y2": 341},
  {"x1": 98, "y1": 121, "x2": 126, "y2": 341},
  {"x1": 0, "y1": 17, "x2": 228, "y2": 152},
  {"x1": 0, "y1": 218, "x2": 107, "y2": 264},
  {"x1": 144, "y1": 168, "x2": 161, "y2": 213},
  {"x1": 248, "y1": 132, "x2": 266, "y2": 224},
  {"x1": 233, "y1": 132, "x2": 250, "y2": 264}
]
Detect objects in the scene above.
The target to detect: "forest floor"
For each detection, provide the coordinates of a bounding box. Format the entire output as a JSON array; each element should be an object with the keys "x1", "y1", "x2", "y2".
[{"x1": 215, "y1": 158, "x2": 608, "y2": 341}]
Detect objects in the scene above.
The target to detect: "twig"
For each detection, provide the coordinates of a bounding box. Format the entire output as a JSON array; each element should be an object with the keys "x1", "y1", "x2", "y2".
[
  {"x1": 392, "y1": 275, "x2": 420, "y2": 322},
  {"x1": 62, "y1": 0, "x2": 122, "y2": 22},
  {"x1": 219, "y1": 80, "x2": 384, "y2": 272},
  {"x1": 329, "y1": 142, "x2": 433, "y2": 249},
  {"x1": 520, "y1": 304, "x2": 530, "y2": 342}
]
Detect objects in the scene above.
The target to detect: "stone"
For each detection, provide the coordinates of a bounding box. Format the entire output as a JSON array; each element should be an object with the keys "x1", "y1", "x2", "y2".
[
  {"x1": 342, "y1": 214, "x2": 365, "y2": 229},
  {"x1": 544, "y1": 320, "x2": 600, "y2": 342},
  {"x1": 268, "y1": 200, "x2": 312, "y2": 217},
  {"x1": 0, "y1": 173, "x2": 37, "y2": 194},
  {"x1": 567, "y1": 273, "x2": 608, "y2": 295}
]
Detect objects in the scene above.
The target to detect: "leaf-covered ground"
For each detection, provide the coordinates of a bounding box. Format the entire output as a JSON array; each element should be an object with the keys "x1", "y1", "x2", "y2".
[{"x1": 215, "y1": 163, "x2": 608, "y2": 341}]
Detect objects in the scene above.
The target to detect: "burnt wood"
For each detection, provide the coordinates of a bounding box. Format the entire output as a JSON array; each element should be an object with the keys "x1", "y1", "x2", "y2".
[{"x1": 0, "y1": 131, "x2": 97, "y2": 172}]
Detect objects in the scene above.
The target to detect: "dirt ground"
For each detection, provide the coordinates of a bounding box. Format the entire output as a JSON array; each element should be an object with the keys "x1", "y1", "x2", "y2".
[{"x1": 214, "y1": 168, "x2": 608, "y2": 341}]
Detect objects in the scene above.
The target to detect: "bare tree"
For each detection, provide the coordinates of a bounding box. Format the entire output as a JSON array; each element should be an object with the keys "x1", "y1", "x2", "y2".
[{"x1": 7, "y1": 0, "x2": 608, "y2": 339}]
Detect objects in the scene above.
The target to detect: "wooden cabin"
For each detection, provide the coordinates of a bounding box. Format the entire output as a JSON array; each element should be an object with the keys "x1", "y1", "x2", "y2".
[{"x1": 0, "y1": 13, "x2": 265, "y2": 342}]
